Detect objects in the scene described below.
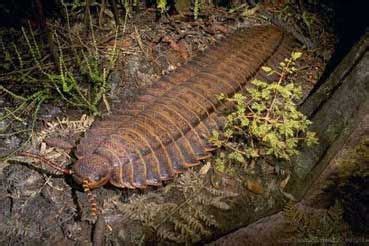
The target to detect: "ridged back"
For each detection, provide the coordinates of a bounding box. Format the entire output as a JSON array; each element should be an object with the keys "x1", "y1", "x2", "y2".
[{"x1": 76, "y1": 25, "x2": 295, "y2": 188}]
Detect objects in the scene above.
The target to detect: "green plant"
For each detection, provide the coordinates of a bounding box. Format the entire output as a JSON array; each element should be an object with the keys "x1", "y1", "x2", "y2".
[
  {"x1": 9, "y1": 19, "x2": 114, "y2": 111},
  {"x1": 283, "y1": 202, "x2": 349, "y2": 242},
  {"x1": 118, "y1": 171, "x2": 237, "y2": 243},
  {"x1": 335, "y1": 138, "x2": 369, "y2": 179},
  {"x1": 194, "y1": 0, "x2": 200, "y2": 19},
  {"x1": 324, "y1": 138, "x2": 369, "y2": 235},
  {"x1": 209, "y1": 52, "x2": 318, "y2": 173},
  {"x1": 0, "y1": 7, "x2": 118, "y2": 158},
  {"x1": 157, "y1": 0, "x2": 167, "y2": 14}
]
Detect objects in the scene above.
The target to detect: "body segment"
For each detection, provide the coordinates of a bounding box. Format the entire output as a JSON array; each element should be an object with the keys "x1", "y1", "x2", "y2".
[{"x1": 74, "y1": 25, "x2": 295, "y2": 189}]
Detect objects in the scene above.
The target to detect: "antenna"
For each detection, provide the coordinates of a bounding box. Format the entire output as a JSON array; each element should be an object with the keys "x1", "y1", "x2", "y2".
[
  {"x1": 19, "y1": 152, "x2": 73, "y2": 175},
  {"x1": 20, "y1": 152, "x2": 100, "y2": 218}
]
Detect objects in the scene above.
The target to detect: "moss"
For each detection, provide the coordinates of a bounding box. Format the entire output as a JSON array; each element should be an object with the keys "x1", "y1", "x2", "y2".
[
  {"x1": 324, "y1": 138, "x2": 369, "y2": 235},
  {"x1": 283, "y1": 202, "x2": 350, "y2": 243}
]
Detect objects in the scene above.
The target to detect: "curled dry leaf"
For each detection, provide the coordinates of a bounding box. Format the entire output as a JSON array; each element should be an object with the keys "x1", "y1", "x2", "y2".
[
  {"x1": 199, "y1": 162, "x2": 212, "y2": 176},
  {"x1": 245, "y1": 179, "x2": 264, "y2": 194},
  {"x1": 279, "y1": 174, "x2": 290, "y2": 190},
  {"x1": 162, "y1": 35, "x2": 189, "y2": 60},
  {"x1": 22, "y1": 114, "x2": 95, "y2": 169}
]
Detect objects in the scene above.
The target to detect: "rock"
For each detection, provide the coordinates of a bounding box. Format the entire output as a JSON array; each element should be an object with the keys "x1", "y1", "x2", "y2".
[
  {"x1": 108, "y1": 70, "x2": 122, "y2": 100},
  {"x1": 38, "y1": 104, "x2": 62, "y2": 120},
  {"x1": 0, "y1": 135, "x2": 21, "y2": 156},
  {"x1": 0, "y1": 118, "x2": 8, "y2": 133}
]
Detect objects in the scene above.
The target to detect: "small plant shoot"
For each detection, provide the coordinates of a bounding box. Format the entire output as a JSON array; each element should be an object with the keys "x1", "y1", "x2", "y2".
[{"x1": 209, "y1": 51, "x2": 318, "y2": 173}]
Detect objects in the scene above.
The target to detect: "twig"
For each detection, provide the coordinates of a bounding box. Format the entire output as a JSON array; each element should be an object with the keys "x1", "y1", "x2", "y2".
[
  {"x1": 134, "y1": 27, "x2": 161, "y2": 68},
  {"x1": 40, "y1": 214, "x2": 75, "y2": 234},
  {"x1": 4, "y1": 108, "x2": 26, "y2": 123},
  {"x1": 0, "y1": 85, "x2": 27, "y2": 101},
  {"x1": 0, "y1": 102, "x2": 28, "y2": 121},
  {"x1": 0, "y1": 129, "x2": 31, "y2": 137},
  {"x1": 265, "y1": 59, "x2": 292, "y2": 119},
  {"x1": 0, "y1": 55, "x2": 50, "y2": 79}
]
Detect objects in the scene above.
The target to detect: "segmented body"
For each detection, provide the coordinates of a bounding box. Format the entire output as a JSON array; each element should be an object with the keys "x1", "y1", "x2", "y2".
[{"x1": 76, "y1": 25, "x2": 296, "y2": 189}]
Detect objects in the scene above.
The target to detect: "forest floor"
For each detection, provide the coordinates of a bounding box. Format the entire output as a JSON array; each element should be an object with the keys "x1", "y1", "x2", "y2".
[{"x1": 0, "y1": 2, "x2": 339, "y2": 245}]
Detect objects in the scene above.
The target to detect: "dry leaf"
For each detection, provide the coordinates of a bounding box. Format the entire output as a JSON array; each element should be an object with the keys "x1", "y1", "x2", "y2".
[
  {"x1": 246, "y1": 179, "x2": 264, "y2": 194},
  {"x1": 279, "y1": 174, "x2": 290, "y2": 190},
  {"x1": 199, "y1": 162, "x2": 211, "y2": 176}
]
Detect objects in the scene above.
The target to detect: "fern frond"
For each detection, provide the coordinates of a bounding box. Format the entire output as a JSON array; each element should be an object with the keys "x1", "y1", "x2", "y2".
[{"x1": 116, "y1": 171, "x2": 236, "y2": 243}]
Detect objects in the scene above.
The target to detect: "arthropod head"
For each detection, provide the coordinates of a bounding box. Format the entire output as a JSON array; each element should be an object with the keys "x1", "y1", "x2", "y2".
[
  {"x1": 19, "y1": 152, "x2": 113, "y2": 217},
  {"x1": 72, "y1": 154, "x2": 112, "y2": 189}
]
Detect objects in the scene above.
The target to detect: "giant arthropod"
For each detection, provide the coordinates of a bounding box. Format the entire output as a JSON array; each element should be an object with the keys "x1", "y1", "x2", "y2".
[{"x1": 21, "y1": 25, "x2": 296, "y2": 216}]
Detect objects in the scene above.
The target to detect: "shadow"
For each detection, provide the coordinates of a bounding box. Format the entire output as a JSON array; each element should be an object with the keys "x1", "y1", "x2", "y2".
[{"x1": 308, "y1": 0, "x2": 368, "y2": 95}]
